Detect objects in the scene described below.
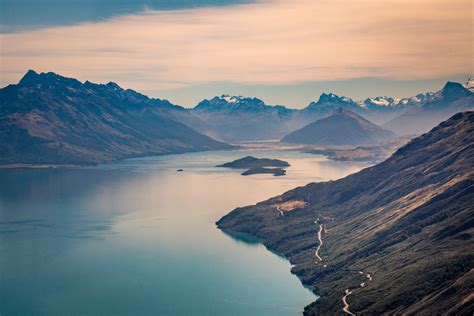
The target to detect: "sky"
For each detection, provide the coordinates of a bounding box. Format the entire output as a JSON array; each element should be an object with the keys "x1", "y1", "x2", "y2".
[{"x1": 0, "y1": 0, "x2": 472, "y2": 108}]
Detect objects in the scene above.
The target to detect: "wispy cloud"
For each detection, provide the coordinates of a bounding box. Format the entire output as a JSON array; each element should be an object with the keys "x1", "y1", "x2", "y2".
[{"x1": 0, "y1": 0, "x2": 472, "y2": 93}]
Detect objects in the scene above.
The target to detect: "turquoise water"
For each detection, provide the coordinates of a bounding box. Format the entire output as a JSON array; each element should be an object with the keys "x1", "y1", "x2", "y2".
[{"x1": 0, "y1": 149, "x2": 367, "y2": 315}]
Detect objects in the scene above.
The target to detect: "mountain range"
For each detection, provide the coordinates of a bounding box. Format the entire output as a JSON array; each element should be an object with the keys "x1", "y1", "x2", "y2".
[
  {"x1": 217, "y1": 111, "x2": 474, "y2": 315},
  {"x1": 1, "y1": 71, "x2": 472, "y2": 164},
  {"x1": 0, "y1": 70, "x2": 231, "y2": 165},
  {"x1": 189, "y1": 95, "x2": 297, "y2": 141},
  {"x1": 383, "y1": 81, "x2": 474, "y2": 135},
  {"x1": 187, "y1": 79, "x2": 473, "y2": 141}
]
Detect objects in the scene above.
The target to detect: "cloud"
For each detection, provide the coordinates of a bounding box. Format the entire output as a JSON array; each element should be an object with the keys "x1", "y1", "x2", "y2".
[{"x1": 0, "y1": 0, "x2": 472, "y2": 93}]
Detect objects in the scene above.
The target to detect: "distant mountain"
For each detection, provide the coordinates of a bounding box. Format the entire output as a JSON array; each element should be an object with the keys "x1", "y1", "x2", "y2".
[
  {"x1": 302, "y1": 92, "x2": 425, "y2": 125},
  {"x1": 363, "y1": 93, "x2": 434, "y2": 111},
  {"x1": 383, "y1": 82, "x2": 474, "y2": 135},
  {"x1": 465, "y1": 78, "x2": 474, "y2": 92},
  {"x1": 0, "y1": 70, "x2": 231, "y2": 165},
  {"x1": 304, "y1": 93, "x2": 362, "y2": 114},
  {"x1": 190, "y1": 95, "x2": 298, "y2": 141},
  {"x1": 281, "y1": 109, "x2": 394, "y2": 146},
  {"x1": 396, "y1": 92, "x2": 435, "y2": 108},
  {"x1": 217, "y1": 111, "x2": 474, "y2": 315},
  {"x1": 363, "y1": 96, "x2": 399, "y2": 110},
  {"x1": 195, "y1": 95, "x2": 287, "y2": 113},
  {"x1": 185, "y1": 81, "x2": 471, "y2": 142}
]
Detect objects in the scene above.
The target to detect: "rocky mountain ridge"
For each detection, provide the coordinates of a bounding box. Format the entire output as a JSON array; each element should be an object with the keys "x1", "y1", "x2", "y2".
[
  {"x1": 0, "y1": 70, "x2": 231, "y2": 165},
  {"x1": 217, "y1": 111, "x2": 474, "y2": 315}
]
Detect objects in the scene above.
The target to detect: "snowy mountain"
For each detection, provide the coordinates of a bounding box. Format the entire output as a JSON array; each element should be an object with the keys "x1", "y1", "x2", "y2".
[
  {"x1": 363, "y1": 96, "x2": 399, "y2": 109},
  {"x1": 383, "y1": 82, "x2": 474, "y2": 135},
  {"x1": 190, "y1": 95, "x2": 297, "y2": 141},
  {"x1": 463, "y1": 78, "x2": 474, "y2": 92},
  {"x1": 194, "y1": 95, "x2": 289, "y2": 113},
  {"x1": 305, "y1": 93, "x2": 362, "y2": 113}
]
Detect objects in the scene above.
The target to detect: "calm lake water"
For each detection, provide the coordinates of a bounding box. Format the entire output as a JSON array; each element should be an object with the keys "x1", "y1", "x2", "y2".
[{"x1": 0, "y1": 148, "x2": 368, "y2": 315}]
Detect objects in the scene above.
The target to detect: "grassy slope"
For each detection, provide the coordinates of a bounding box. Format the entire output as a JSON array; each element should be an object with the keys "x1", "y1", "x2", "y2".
[{"x1": 217, "y1": 112, "x2": 474, "y2": 315}]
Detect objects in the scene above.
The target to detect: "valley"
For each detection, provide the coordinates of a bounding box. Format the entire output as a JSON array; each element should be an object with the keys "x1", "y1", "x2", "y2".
[{"x1": 2, "y1": 1, "x2": 472, "y2": 315}]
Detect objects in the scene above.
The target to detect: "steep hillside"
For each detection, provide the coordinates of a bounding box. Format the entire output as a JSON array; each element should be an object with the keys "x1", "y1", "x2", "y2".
[
  {"x1": 218, "y1": 112, "x2": 474, "y2": 315},
  {"x1": 0, "y1": 70, "x2": 231, "y2": 165},
  {"x1": 282, "y1": 109, "x2": 394, "y2": 146}
]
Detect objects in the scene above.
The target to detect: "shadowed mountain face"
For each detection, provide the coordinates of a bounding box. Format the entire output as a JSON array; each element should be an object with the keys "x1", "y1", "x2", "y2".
[
  {"x1": 281, "y1": 109, "x2": 395, "y2": 146},
  {"x1": 0, "y1": 70, "x2": 231, "y2": 165},
  {"x1": 217, "y1": 112, "x2": 474, "y2": 315},
  {"x1": 383, "y1": 82, "x2": 474, "y2": 135}
]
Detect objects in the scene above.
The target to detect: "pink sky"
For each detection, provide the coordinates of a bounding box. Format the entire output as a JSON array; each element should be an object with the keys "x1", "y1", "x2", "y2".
[{"x1": 0, "y1": 0, "x2": 472, "y2": 103}]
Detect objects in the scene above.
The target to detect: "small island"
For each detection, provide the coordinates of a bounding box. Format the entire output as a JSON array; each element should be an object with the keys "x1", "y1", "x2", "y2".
[
  {"x1": 241, "y1": 167, "x2": 286, "y2": 176},
  {"x1": 217, "y1": 156, "x2": 290, "y2": 176}
]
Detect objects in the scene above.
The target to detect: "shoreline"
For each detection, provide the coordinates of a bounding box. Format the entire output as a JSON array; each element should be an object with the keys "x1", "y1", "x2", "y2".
[
  {"x1": 0, "y1": 140, "x2": 393, "y2": 170},
  {"x1": 0, "y1": 145, "x2": 244, "y2": 170},
  {"x1": 217, "y1": 226, "x2": 319, "y2": 307},
  {"x1": 0, "y1": 163, "x2": 81, "y2": 169}
]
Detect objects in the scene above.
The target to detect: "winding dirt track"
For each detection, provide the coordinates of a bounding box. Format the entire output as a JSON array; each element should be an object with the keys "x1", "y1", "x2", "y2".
[
  {"x1": 341, "y1": 271, "x2": 374, "y2": 314},
  {"x1": 277, "y1": 206, "x2": 284, "y2": 217},
  {"x1": 342, "y1": 289, "x2": 356, "y2": 315},
  {"x1": 314, "y1": 219, "x2": 324, "y2": 262},
  {"x1": 313, "y1": 216, "x2": 374, "y2": 315}
]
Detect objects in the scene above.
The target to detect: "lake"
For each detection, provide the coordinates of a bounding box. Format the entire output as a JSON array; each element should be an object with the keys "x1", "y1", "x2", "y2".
[{"x1": 0, "y1": 148, "x2": 368, "y2": 315}]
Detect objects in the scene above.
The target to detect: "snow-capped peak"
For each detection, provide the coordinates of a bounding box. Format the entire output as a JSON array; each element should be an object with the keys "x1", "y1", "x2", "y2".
[
  {"x1": 220, "y1": 95, "x2": 241, "y2": 104},
  {"x1": 464, "y1": 78, "x2": 474, "y2": 92},
  {"x1": 364, "y1": 96, "x2": 398, "y2": 107}
]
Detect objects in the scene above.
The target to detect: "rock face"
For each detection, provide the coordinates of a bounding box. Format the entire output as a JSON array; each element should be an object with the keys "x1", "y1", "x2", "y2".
[
  {"x1": 0, "y1": 70, "x2": 232, "y2": 165},
  {"x1": 281, "y1": 109, "x2": 395, "y2": 146},
  {"x1": 217, "y1": 112, "x2": 474, "y2": 315}
]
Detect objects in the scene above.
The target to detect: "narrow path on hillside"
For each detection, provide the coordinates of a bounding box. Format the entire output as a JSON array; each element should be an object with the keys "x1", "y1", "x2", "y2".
[
  {"x1": 277, "y1": 205, "x2": 284, "y2": 217},
  {"x1": 342, "y1": 289, "x2": 356, "y2": 315},
  {"x1": 340, "y1": 271, "x2": 373, "y2": 315},
  {"x1": 313, "y1": 214, "x2": 374, "y2": 315},
  {"x1": 314, "y1": 218, "x2": 324, "y2": 262}
]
